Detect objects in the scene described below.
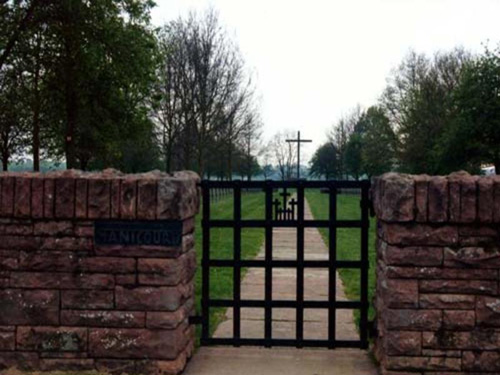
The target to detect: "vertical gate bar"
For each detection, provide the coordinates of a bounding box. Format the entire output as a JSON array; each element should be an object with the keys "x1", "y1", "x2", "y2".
[
  {"x1": 360, "y1": 183, "x2": 370, "y2": 349},
  {"x1": 265, "y1": 182, "x2": 273, "y2": 347},
  {"x1": 328, "y1": 184, "x2": 337, "y2": 348},
  {"x1": 233, "y1": 182, "x2": 242, "y2": 345},
  {"x1": 201, "y1": 184, "x2": 210, "y2": 342},
  {"x1": 295, "y1": 182, "x2": 305, "y2": 347}
]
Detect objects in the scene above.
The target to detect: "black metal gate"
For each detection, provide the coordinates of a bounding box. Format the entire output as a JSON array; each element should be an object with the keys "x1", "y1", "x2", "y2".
[{"x1": 199, "y1": 180, "x2": 371, "y2": 349}]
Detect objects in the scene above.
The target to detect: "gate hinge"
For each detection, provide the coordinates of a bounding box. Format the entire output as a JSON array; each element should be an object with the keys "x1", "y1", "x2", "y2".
[{"x1": 189, "y1": 316, "x2": 203, "y2": 325}]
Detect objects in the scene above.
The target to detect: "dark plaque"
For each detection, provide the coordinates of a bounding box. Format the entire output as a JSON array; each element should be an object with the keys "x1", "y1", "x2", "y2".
[{"x1": 94, "y1": 220, "x2": 183, "y2": 247}]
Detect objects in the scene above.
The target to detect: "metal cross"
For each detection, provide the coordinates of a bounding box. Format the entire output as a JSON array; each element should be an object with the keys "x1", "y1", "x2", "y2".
[{"x1": 286, "y1": 131, "x2": 312, "y2": 180}]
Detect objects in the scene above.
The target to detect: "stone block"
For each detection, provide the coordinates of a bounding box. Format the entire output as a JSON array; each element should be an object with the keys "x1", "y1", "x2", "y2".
[
  {"x1": 39, "y1": 359, "x2": 96, "y2": 372},
  {"x1": 95, "y1": 359, "x2": 136, "y2": 375},
  {"x1": 14, "y1": 177, "x2": 31, "y2": 218},
  {"x1": 382, "y1": 245, "x2": 443, "y2": 266},
  {"x1": 121, "y1": 178, "x2": 137, "y2": 219},
  {"x1": 77, "y1": 257, "x2": 136, "y2": 274},
  {"x1": 386, "y1": 266, "x2": 498, "y2": 280},
  {"x1": 414, "y1": 175, "x2": 429, "y2": 222},
  {"x1": 115, "y1": 274, "x2": 137, "y2": 286},
  {"x1": 17, "y1": 326, "x2": 87, "y2": 352},
  {"x1": 476, "y1": 296, "x2": 500, "y2": 327},
  {"x1": 146, "y1": 304, "x2": 189, "y2": 330},
  {"x1": 385, "y1": 331, "x2": 421, "y2": 355},
  {"x1": 157, "y1": 179, "x2": 179, "y2": 219},
  {"x1": 55, "y1": 178, "x2": 75, "y2": 218},
  {"x1": 88, "y1": 179, "x2": 111, "y2": 219},
  {"x1": 62, "y1": 290, "x2": 114, "y2": 310},
  {"x1": 384, "y1": 279, "x2": 418, "y2": 308},
  {"x1": 378, "y1": 173, "x2": 415, "y2": 222},
  {"x1": 386, "y1": 309, "x2": 442, "y2": 331},
  {"x1": 444, "y1": 246, "x2": 500, "y2": 268},
  {"x1": 89, "y1": 326, "x2": 187, "y2": 360},
  {"x1": 115, "y1": 285, "x2": 186, "y2": 311},
  {"x1": 111, "y1": 179, "x2": 121, "y2": 218},
  {"x1": 0, "y1": 352, "x2": 40, "y2": 371},
  {"x1": 379, "y1": 223, "x2": 458, "y2": 246},
  {"x1": 138, "y1": 257, "x2": 183, "y2": 286},
  {"x1": 0, "y1": 331, "x2": 15, "y2": 350},
  {"x1": 422, "y1": 329, "x2": 500, "y2": 350},
  {"x1": 494, "y1": 178, "x2": 500, "y2": 222},
  {"x1": 448, "y1": 180, "x2": 461, "y2": 222},
  {"x1": 462, "y1": 351, "x2": 500, "y2": 372},
  {"x1": 31, "y1": 177, "x2": 44, "y2": 218},
  {"x1": 419, "y1": 294, "x2": 475, "y2": 309},
  {"x1": 428, "y1": 177, "x2": 448, "y2": 222},
  {"x1": 443, "y1": 310, "x2": 475, "y2": 330},
  {"x1": 460, "y1": 176, "x2": 478, "y2": 222},
  {"x1": 61, "y1": 310, "x2": 145, "y2": 328},
  {"x1": 43, "y1": 178, "x2": 55, "y2": 218},
  {"x1": 386, "y1": 356, "x2": 461, "y2": 372},
  {"x1": 10, "y1": 272, "x2": 114, "y2": 289},
  {"x1": 0, "y1": 177, "x2": 14, "y2": 216},
  {"x1": 75, "y1": 179, "x2": 88, "y2": 219},
  {"x1": 477, "y1": 177, "x2": 494, "y2": 222},
  {"x1": 19, "y1": 251, "x2": 76, "y2": 271},
  {"x1": 34, "y1": 221, "x2": 73, "y2": 236},
  {"x1": 138, "y1": 179, "x2": 157, "y2": 220},
  {"x1": 135, "y1": 353, "x2": 188, "y2": 375},
  {"x1": 0, "y1": 289, "x2": 59, "y2": 325},
  {"x1": 420, "y1": 279, "x2": 497, "y2": 295}
]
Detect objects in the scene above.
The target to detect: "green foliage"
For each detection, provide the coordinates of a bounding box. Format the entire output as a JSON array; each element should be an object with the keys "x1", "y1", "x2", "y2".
[
  {"x1": 359, "y1": 107, "x2": 397, "y2": 177},
  {"x1": 443, "y1": 46, "x2": 500, "y2": 173},
  {"x1": 344, "y1": 133, "x2": 363, "y2": 180},
  {"x1": 309, "y1": 142, "x2": 339, "y2": 179}
]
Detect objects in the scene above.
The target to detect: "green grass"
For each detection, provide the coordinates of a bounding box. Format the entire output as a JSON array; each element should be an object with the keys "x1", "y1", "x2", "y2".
[
  {"x1": 193, "y1": 191, "x2": 267, "y2": 342},
  {"x1": 305, "y1": 190, "x2": 377, "y2": 327}
]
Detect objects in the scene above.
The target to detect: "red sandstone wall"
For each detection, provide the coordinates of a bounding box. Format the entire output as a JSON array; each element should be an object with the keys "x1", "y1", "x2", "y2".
[
  {"x1": 0, "y1": 169, "x2": 199, "y2": 374},
  {"x1": 373, "y1": 172, "x2": 500, "y2": 374}
]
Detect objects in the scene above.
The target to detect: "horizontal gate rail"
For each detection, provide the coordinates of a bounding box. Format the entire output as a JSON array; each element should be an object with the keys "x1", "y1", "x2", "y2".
[
  {"x1": 208, "y1": 299, "x2": 365, "y2": 309},
  {"x1": 204, "y1": 219, "x2": 363, "y2": 228},
  {"x1": 207, "y1": 259, "x2": 366, "y2": 268}
]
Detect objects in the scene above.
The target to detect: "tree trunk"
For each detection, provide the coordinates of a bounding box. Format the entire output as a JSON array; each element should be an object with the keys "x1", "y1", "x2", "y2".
[
  {"x1": 2, "y1": 152, "x2": 9, "y2": 171},
  {"x1": 32, "y1": 38, "x2": 41, "y2": 172}
]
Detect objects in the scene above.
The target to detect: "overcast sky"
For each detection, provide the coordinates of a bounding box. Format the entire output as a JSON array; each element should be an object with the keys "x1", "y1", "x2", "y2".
[{"x1": 151, "y1": 0, "x2": 500, "y2": 162}]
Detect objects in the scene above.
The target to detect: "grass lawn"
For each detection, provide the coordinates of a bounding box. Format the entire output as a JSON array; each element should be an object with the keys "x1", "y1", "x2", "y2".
[
  {"x1": 193, "y1": 191, "x2": 267, "y2": 342},
  {"x1": 305, "y1": 190, "x2": 377, "y2": 327}
]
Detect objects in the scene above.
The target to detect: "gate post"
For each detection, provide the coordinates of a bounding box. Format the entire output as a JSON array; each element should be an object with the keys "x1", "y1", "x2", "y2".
[
  {"x1": 372, "y1": 172, "x2": 500, "y2": 374},
  {"x1": 0, "y1": 169, "x2": 199, "y2": 375}
]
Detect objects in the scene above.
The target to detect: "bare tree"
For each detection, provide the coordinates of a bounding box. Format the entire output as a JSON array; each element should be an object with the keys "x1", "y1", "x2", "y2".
[
  {"x1": 270, "y1": 130, "x2": 297, "y2": 181},
  {"x1": 155, "y1": 9, "x2": 258, "y2": 178}
]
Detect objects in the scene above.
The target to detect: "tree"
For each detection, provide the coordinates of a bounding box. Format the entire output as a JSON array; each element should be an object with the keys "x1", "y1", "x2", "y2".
[
  {"x1": 381, "y1": 49, "x2": 470, "y2": 174},
  {"x1": 270, "y1": 130, "x2": 297, "y2": 180},
  {"x1": 445, "y1": 46, "x2": 500, "y2": 174},
  {"x1": 359, "y1": 106, "x2": 397, "y2": 177},
  {"x1": 154, "y1": 10, "x2": 256, "y2": 177},
  {"x1": 309, "y1": 142, "x2": 339, "y2": 180},
  {"x1": 344, "y1": 133, "x2": 363, "y2": 180},
  {"x1": 328, "y1": 107, "x2": 362, "y2": 178}
]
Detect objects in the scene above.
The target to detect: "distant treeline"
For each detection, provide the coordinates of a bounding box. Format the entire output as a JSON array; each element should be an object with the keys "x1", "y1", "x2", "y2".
[
  {"x1": 0, "y1": 2, "x2": 261, "y2": 178},
  {"x1": 310, "y1": 47, "x2": 500, "y2": 179}
]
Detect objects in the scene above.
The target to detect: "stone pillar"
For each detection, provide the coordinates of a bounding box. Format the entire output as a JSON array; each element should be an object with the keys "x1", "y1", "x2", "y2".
[
  {"x1": 0, "y1": 169, "x2": 199, "y2": 374},
  {"x1": 373, "y1": 172, "x2": 500, "y2": 374}
]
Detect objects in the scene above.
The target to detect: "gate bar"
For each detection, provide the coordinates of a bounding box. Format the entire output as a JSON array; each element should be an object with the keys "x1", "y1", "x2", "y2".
[
  {"x1": 201, "y1": 184, "x2": 211, "y2": 340},
  {"x1": 295, "y1": 183, "x2": 305, "y2": 347},
  {"x1": 264, "y1": 182, "x2": 273, "y2": 347},
  {"x1": 233, "y1": 183, "x2": 242, "y2": 343},
  {"x1": 328, "y1": 185, "x2": 337, "y2": 348}
]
